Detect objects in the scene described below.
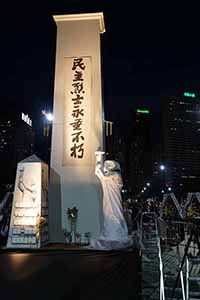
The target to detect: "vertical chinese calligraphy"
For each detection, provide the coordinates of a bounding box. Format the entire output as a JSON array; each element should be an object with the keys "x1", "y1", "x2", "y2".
[
  {"x1": 62, "y1": 56, "x2": 91, "y2": 166},
  {"x1": 70, "y1": 58, "x2": 86, "y2": 159}
]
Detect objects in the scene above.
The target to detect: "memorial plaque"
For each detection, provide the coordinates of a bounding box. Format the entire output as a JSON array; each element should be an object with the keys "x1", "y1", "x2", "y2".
[{"x1": 7, "y1": 155, "x2": 49, "y2": 248}]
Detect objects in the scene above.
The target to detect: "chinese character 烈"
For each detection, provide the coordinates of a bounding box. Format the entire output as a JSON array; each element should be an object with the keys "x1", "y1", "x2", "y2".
[{"x1": 72, "y1": 82, "x2": 85, "y2": 94}]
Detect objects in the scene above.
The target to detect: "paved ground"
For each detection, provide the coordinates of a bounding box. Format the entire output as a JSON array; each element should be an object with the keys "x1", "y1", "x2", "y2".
[{"x1": 0, "y1": 246, "x2": 141, "y2": 300}]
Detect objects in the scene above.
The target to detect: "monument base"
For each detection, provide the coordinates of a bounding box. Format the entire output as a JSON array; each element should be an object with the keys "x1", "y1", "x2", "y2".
[{"x1": 0, "y1": 245, "x2": 141, "y2": 300}]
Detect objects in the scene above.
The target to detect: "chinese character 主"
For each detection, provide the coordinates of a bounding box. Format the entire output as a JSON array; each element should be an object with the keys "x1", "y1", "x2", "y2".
[{"x1": 73, "y1": 70, "x2": 83, "y2": 82}]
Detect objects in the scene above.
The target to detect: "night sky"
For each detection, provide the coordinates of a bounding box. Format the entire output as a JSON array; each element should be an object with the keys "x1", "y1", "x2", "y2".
[{"x1": 1, "y1": 1, "x2": 200, "y2": 141}]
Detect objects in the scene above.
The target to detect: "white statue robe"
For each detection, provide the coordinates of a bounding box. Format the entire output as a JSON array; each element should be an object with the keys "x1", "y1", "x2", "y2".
[{"x1": 89, "y1": 168, "x2": 132, "y2": 250}]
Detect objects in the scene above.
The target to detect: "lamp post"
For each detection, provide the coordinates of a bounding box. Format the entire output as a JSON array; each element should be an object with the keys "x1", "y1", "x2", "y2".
[{"x1": 41, "y1": 110, "x2": 53, "y2": 164}]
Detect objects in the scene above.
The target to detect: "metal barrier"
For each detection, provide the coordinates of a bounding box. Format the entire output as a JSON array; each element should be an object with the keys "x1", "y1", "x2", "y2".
[
  {"x1": 157, "y1": 219, "x2": 197, "y2": 250},
  {"x1": 139, "y1": 212, "x2": 165, "y2": 300},
  {"x1": 157, "y1": 219, "x2": 200, "y2": 300},
  {"x1": 140, "y1": 214, "x2": 199, "y2": 300}
]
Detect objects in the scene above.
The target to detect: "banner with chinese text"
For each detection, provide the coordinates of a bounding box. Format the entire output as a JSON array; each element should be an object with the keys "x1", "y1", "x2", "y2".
[{"x1": 63, "y1": 57, "x2": 92, "y2": 166}]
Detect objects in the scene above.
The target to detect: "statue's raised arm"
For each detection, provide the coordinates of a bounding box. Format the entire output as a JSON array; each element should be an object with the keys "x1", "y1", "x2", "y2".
[{"x1": 95, "y1": 147, "x2": 105, "y2": 180}]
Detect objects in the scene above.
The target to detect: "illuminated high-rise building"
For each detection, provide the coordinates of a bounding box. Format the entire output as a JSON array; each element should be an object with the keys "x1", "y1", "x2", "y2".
[
  {"x1": 128, "y1": 109, "x2": 152, "y2": 196},
  {"x1": 35, "y1": 110, "x2": 53, "y2": 165},
  {"x1": 0, "y1": 101, "x2": 34, "y2": 185},
  {"x1": 161, "y1": 92, "x2": 200, "y2": 193}
]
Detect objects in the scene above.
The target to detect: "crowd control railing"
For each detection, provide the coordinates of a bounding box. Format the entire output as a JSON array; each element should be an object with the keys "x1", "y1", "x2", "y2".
[{"x1": 139, "y1": 212, "x2": 165, "y2": 300}]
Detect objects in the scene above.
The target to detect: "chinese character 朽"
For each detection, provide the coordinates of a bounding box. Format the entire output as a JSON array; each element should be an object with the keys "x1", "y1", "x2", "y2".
[{"x1": 70, "y1": 143, "x2": 84, "y2": 159}]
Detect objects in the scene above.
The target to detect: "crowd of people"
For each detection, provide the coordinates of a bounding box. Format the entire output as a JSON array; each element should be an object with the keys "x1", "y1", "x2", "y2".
[
  {"x1": 122, "y1": 197, "x2": 159, "y2": 234},
  {"x1": 121, "y1": 195, "x2": 200, "y2": 255}
]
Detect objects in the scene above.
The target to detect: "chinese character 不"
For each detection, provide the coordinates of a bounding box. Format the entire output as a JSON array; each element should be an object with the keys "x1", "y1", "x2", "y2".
[
  {"x1": 72, "y1": 58, "x2": 86, "y2": 71},
  {"x1": 72, "y1": 108, "x2": 84, "y2": 118},
  {"x1": 71, "y1": 131, "x2": 84, "y2": 143},
  {"x1": 70, "y1": 143, "x2": 84, "y2": 159}
]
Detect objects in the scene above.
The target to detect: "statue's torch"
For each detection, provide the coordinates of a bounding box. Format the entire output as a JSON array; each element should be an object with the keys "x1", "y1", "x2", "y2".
[{"x1": 95, "y1": 147, "x2": 105, "y2": 168}]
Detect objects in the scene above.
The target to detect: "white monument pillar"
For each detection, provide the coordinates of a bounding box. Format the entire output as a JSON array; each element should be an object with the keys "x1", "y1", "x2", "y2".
[{"x1": 49, "y1": 13, "x2": 105, "y2": 242}]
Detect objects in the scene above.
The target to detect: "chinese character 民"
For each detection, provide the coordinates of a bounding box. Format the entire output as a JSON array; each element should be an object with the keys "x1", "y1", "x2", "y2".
[{"x1": 72, "y1": 58, "x2": 86, "y2": 71}]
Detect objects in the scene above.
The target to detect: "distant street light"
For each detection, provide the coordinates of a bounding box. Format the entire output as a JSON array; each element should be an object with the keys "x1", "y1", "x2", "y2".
[
  {"x1": 160, "y1": 165, "x2": 165, "y2": 171},
  {"x1": 46, "y1": 113, "x2": 53, "y2": 121},
  {"x1": 146, "y1": 182, "x2": 150, "y2": 186},
  {"x1": 42, "y1": 110, "x2": 53, "y2": 122},
  {"x1": 168, "y1": 187, "x2": 172, "y2": 191},
  {"x1": 161, "y1": 190, "x2": 165, "y2": 193},
  {"x1": 144, "y1": 187, "x2": 146, "y2": 190}
]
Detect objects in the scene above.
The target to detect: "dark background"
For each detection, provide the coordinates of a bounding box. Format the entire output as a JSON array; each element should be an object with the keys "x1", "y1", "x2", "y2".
[{"x1": 1, "y1": 1, "x2": 200, "y2": 141}]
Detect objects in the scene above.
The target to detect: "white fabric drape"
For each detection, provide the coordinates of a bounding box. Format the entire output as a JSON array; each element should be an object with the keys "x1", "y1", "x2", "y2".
[{"x1": 89, "y1": 165, "x2": 132, "y2": 250}]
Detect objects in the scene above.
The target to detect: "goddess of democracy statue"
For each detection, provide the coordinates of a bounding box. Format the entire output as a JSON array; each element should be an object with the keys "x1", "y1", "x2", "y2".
[{"x1": 88, "y1": 148, "x2": 132, "y2": 250}]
